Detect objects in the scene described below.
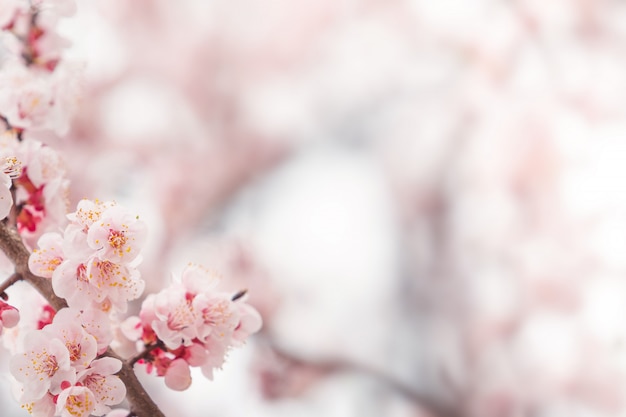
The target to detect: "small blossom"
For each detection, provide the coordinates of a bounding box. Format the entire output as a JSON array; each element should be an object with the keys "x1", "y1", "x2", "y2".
[
  {"x1": 86, "y1": 205, "x2": 147, "y2": 265},
  {"x1": 149, "y1": 287, "x2": 199, "y2": 350},
  {"x1": 77, "y1": 357, "x2": 125, "y2": 416},
  {"x1": 45, "y1": 308, "x2": 98, "y2": 371},
  {"x1": 29, "y1": 232, "x2": 64, "y2": 278},
  {"x1": 73, "y1": 308, "x2": 112, "y2": 355},
  {"x1": 55, "y1": 385, "x2": 95, "y2": 417},
  {"x1": 9, "y1": 330, "x2": 74, "y2": 401},
  {"x1": 85, "y1": 257, "x2": 145, "y2": 312},
  {"x1": 51, "y1": 258, "x2": 97, "y2": 308}
]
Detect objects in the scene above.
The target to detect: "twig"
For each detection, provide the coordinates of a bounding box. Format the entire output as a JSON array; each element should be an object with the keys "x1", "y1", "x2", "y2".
[
  {"x1": 0, "y1": 272, "x2": 22, "y2": 300},
  {"x1": 128, "y1": 341, "x2": 165, "y2": 367}
]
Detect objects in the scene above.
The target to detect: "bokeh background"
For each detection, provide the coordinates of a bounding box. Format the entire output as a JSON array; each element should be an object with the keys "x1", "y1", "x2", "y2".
[{"x1": 5, "y1": 0, "x2": 626, "y2": 416}]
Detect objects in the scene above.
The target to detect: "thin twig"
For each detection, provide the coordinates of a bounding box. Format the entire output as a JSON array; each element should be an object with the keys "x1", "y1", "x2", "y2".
[
  {"x1": 0, "y1": 272, "x2": 22, "y2": 300},
  {"x1": 128, "y1": 341, "x2": 165, "y2": 367}
]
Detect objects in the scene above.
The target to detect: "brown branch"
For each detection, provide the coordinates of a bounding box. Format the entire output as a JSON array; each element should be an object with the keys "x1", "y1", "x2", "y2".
[
  {"x1": 107, "y1": 348, "x2": 166, "y2": 417},
  {"x1": 0, "y1": 222, "x2": 166, "y2": 417}
]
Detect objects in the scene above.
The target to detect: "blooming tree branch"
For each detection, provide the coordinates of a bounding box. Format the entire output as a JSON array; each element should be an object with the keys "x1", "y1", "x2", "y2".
[{"x1": 0, "y1": 2, "x2": 263, "y2": 417}]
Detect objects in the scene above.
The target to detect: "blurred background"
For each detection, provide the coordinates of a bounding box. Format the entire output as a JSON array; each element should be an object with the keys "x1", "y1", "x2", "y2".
[{"x1": 6, "y1": 0, "x2": 626, "y2": 416}]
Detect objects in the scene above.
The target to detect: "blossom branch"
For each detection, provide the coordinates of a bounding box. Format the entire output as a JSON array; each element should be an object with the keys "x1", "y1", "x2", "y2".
[
  {"x1": 0, "y1": 221, "x2": 166, "y2": 417},
  {"x1": 0, "y1": 222, "x2": 66, "y2": 311}
]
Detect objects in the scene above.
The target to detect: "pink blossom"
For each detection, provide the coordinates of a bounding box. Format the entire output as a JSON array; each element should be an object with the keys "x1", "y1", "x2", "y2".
[
  {"x1": 86, "y1": 205, "x2": 147, "y2": 265},
  {"x1": 51, "y1": 258, "x2": 97, "y2": 308},
  {"x1": 85, "y1": 257, "x2": 145, "y2": 312},
  {"x1": 55, "y1": 385, "x2": 95, "y2": 417},
  {"x1": 73, "y1": 308, "x2": 113, "y2": 355},
  {"x1": 45, "y1": 308, "x2": 98, "y2": 371},
  {"x1": 66, "y1": 199, "x2": 115, "y2": 234},
  {"x1": 20, "y1": 392, "x2": 56, "y2": 417},
  {"x1": 29, "y1": 232, "x2": 64, "y2": 278},
  {"x1": 192, "y1": 292, "x2": 240, "y2": 343},
  {"x1": 9, "y1": 330, "x2": 74, "y2": 401},
  {"x1": 76, "y1": 357, "x2": 126, "y2": 416},
  {"x1": 149, "y1": 287, "x2": 199, "y2": 350}
]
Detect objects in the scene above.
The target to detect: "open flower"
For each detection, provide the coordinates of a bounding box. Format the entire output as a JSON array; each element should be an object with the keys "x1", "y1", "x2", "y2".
[
  {"x1": 55, "y1": 385, "x2": 95, "y2": 417},
  {"x1": 149, "y1": 287, "x2": 200, "y2": 350},
  {"x1": 44, "y1": 308, "x2": 98, "y2": 371},
  {"x1": 29, "y1": 232, "x2": 64, "y2": 278},
  {"x1": 77, "y1": 357, "x2": 126, "y2": 416},
  {"x1": 9, "y1": 330, "x2": 74, "y2": 401},
  {"x1": 86, "y1": 205, "x2": 147, "y2": 265}
]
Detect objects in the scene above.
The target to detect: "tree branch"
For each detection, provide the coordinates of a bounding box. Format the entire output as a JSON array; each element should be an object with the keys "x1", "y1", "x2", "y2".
[
  {"x1": 264, "y1": 336, "x2": 460, "y2": 417},
  {"x1": 0, "y1": 272, "x2": 22, "y2": 300},
  {"x1": 0, "y1": 222, "x2": 166, "y2": 417}
]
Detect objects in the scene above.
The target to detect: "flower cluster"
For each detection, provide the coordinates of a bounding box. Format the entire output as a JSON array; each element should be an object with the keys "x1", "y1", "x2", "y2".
[
  {"x1": 122, "y1": 264, "x2": 262, "y2": 390},
  {"x1": 10, "y1": 308, "x2": 125, "y2": 417},
  {"x1": 13, "y1": 139, "x2": 69, "y2": 239},
  {"x1": 0, "y1": 0, "x2": 81, "y2": 135},
  {"x1": 0, "y1": 131, "x2": 69, "y2": 242},
  {"x1": 29, "y1": 199, "x2": 147, "y2": 313}
]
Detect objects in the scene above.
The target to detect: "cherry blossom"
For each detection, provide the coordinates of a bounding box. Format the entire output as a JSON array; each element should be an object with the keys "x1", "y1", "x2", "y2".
[
  {"x1": 20, "y1": 392, "x2": 56, "y2": 417},
  {"x1": 76, "y1": 357, "x2": 126, "y2": 416},
  {"x1": 55, "y1": 385, "x2": 95, "y2": 417},
  {"x1": 9, "y1": 330, "x2": 74, "y2": 401},
  {"x1": 28, "y1": 232, "x2": 64, "y2": 278},
  {"x1": 86, "y1": 205, "x2": 147, "y2": 265},
  {"x1": 44, "y1": 308, "x2": 98, "y2": 371}
]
